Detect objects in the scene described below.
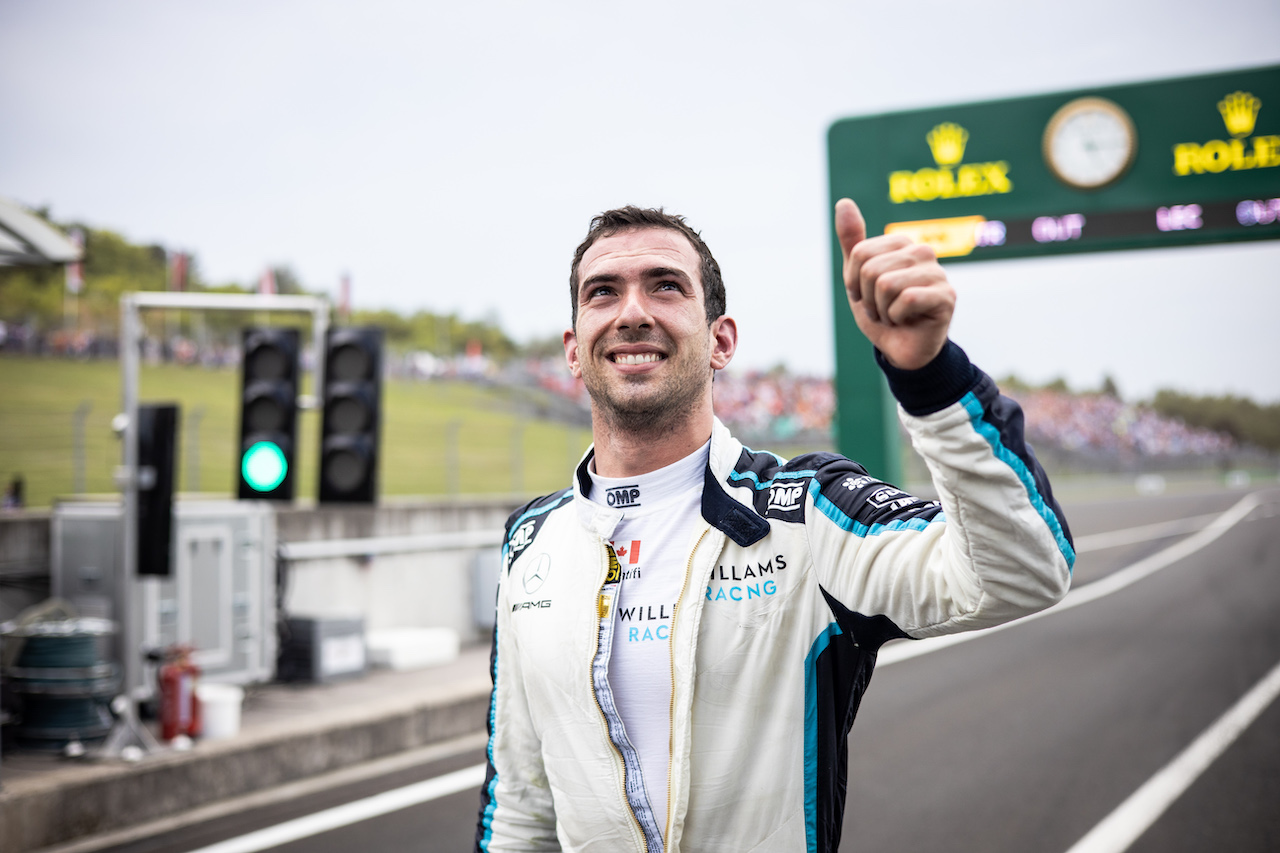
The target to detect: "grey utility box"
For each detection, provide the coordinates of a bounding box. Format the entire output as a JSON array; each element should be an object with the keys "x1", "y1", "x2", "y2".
[{"x1": 51, "y1": 500, "x2": 278, "y2": 694}]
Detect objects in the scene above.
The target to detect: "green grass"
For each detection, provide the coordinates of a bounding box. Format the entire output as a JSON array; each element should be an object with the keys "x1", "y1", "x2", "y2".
[{"x1": 0, "y1": 356, "x2": 593, "y2": 508}]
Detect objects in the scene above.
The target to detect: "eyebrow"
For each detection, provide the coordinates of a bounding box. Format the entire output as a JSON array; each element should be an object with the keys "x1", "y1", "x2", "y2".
[{"x1": 580, "y1": 266, "x2": 694, "y2": 295}]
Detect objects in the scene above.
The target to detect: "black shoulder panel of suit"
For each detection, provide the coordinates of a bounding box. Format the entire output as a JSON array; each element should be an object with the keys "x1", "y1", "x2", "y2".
[
  {"x1": 728, "y1": 448, "x2": 845, "y2": 524},
  {"x1": 502, "y1": 488, "x2": 572, "y2": 574},
  {"x1": 810, "y1": 456, "x2": 943, "y2": 533}
]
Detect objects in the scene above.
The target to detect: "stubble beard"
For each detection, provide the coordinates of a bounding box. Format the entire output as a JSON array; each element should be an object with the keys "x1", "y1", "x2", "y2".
[{"x1": 581, "y1": 335, "x2": 711, "y2": 439}]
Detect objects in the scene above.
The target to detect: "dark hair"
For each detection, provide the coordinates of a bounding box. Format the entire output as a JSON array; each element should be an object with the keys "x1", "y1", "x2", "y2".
[{"x1": 568, "y1": 206, "x2": 725, "y2": 328}]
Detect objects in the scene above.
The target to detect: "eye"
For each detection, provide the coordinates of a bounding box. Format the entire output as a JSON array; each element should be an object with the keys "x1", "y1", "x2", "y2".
[{"x1": 586, "y1": 285, "x2": 614, "y2": 300}]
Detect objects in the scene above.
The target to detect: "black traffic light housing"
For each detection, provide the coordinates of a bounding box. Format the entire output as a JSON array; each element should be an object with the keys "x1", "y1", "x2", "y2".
[
  {"x1": 137, "y1": 403, "x2": 179, "y2": 576},
  {"x1": 237, "y1": 328, "x2": 300, "y2": 500},
  {"x1": 319, "y1": 327, "x2": 383, "y2": 504}
]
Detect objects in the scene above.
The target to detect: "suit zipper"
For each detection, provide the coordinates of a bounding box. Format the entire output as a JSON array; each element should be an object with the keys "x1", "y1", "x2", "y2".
[
  {"x1": 591, "y1": 541, "x2": 649, "y2": 852},
  {"x1": 665, "y1": 526, "x2": 708, "y2": 848}
]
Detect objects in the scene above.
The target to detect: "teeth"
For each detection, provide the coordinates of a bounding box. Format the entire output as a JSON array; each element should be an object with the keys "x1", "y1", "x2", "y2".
[{"x1": 615, "y1": 353, "x2": 662, "y2": 365}]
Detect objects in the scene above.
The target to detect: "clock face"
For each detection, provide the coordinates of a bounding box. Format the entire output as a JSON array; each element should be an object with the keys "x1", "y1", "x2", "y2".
[{"x1": 1043, "y1": 97, "x2": 1137, "y2": 189}]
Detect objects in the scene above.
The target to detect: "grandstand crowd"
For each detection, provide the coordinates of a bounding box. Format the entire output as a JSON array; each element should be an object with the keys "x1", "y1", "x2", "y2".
[{"x1": 518, "y1": 357, "x2": 1238, "y2": 460}]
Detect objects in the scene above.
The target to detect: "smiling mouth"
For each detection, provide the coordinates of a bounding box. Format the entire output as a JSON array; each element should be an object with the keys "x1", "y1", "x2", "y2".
[{"x1": 611, "y1": 353, "x2": 665, "y2": 365}]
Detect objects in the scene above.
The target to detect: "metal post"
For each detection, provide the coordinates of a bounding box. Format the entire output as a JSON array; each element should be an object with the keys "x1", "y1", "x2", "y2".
[
  {"x1": 119, "y1": 294, "x2": 141, "y2": 702},
  {"x1": 188, "y1": 406, "x2": 204, "y2": 493},
  {"x1": 309, "y1": 301, "x2": 329, "y2": 411}
]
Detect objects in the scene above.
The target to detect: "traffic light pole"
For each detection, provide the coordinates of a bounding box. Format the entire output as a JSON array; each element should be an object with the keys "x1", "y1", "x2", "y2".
[{"x1": 117, "y1": 292, "x2": 329, "y2": 703}]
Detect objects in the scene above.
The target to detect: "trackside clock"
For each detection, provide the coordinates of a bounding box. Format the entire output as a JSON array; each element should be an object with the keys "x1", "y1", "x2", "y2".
[{"x1": 1042, "y1": 96, "x2": 1138, "y2": 189}]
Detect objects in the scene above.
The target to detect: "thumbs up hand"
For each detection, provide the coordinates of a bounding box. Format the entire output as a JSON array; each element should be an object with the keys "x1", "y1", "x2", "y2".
[{"x1": 835, "y1": 198, "x2": 955, "y2": 370}]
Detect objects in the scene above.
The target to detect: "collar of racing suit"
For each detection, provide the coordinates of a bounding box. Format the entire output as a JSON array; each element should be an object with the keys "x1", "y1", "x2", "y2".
[{"x1": 572, "y1": 418, "x2": 771, "y2": 547}]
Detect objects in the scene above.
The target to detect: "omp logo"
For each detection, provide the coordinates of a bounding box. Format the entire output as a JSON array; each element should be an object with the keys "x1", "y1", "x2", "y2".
[
  {"x1": 1174, "y1": 90, "x2": 1279, "y2": 176},
  {"x1": 768, "y1": 482, "x2": 805, "y2": 512},
  {"x1": 841, "y1": 475, "x2": 875, "y2": 492},
  {"x1": 867, "y1": 486, "x2": 916, "y2": 513},
  {"x1": 522, "y1": 553, "x2": 551, "y2": 594},
  {"x1": 605, "y1": 485, "x2": 641, "y2": 508}
]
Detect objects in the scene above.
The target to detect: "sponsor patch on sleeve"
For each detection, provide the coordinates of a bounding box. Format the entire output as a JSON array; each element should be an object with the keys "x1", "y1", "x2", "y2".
[{"x1": 818, "y1": 466, "x2": 942, "y2": 528}]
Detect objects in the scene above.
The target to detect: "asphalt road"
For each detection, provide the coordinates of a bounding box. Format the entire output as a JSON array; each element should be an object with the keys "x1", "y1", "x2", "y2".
[{"x1": 92, "y1": 485, "x2": 1280, "y2": 853}]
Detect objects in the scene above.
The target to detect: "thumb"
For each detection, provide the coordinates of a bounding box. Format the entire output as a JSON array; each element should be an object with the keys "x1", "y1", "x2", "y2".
[{"x1": 834, "y1": 198, "x2": 866, "y2": 264}]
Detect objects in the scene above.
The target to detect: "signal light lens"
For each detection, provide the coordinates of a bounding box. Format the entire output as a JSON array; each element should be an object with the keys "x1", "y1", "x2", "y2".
[
  {"x1": 330, "y1": 343, "x2": 372, "y2": 381},
  {"x1": 245, "y1": 344, "x2": 289, "y2": 380},
  {"x1": 242, "y1": 440, "x2": 288, "y2": 492},
  {"x1": 322, "y1": 445, "x2": 368, "y2": 492},
  {"x1": 244, "y1": 393, "x2": 287, "y2": 432}
]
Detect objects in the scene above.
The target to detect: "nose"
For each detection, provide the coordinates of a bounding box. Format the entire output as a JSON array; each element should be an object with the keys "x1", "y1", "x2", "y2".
[{"x1": 615, "y1": 287, "x2": 654, "y2": 331}]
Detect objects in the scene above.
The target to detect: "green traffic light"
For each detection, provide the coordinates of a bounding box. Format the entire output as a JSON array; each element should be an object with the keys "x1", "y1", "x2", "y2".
[{"x1": 242, "y1": 441, "x2": 288, "y2": 492}]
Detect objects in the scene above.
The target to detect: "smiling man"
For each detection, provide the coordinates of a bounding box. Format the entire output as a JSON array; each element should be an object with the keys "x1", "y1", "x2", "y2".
[{"x1": 476, "y1": 202, "x2": 1075, "y2": 853}]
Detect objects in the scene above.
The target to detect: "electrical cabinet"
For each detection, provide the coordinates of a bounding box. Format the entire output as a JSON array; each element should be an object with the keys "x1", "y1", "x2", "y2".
[{"x1": 51, "y1": 500, "x2": 277, "y2": 694}]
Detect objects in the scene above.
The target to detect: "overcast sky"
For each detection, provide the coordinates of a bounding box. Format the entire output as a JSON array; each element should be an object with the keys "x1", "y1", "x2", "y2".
[{"x1": 2, "y1": 1, "x2": 1278, "y2": 402}]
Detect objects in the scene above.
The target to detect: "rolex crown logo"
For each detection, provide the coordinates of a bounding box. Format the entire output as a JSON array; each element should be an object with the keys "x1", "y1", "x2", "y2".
[
  {"x1": 927, "y1": 122, "x2": 969, "y2": 166},
  {"x1": 1217, "y1": 91, "x2": 1261, "y2": 138}
]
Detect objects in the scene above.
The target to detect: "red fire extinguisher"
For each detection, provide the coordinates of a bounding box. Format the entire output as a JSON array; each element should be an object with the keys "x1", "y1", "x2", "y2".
[{"x1": 159, "y1": 644, "x2": 202, "y2": 741}]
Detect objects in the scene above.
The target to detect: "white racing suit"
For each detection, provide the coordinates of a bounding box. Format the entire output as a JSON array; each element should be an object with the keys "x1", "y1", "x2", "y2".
[{"x1": 475, "y1": 342, "x2": 1075, "y2": 852}]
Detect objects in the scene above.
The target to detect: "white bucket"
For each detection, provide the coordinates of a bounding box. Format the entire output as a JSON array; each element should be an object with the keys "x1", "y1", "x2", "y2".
[{"x1": 197, "y1": 683, "x2": 244, "y2": 741}]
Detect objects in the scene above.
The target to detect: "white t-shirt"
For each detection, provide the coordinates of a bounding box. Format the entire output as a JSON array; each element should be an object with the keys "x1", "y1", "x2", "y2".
[{"x1": 588, "y1": 441, "x2": 708, "y2": 835}]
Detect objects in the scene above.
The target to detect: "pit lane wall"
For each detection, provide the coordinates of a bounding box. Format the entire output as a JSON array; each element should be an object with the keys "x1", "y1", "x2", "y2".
[{"x1": 1, "y1": 496, "x2": 519, "y2": 646}]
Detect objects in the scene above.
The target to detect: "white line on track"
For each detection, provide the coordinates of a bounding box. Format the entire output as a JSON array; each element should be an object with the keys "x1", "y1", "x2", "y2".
[
  {"x1": 1071, "y1": 511, "x2": 1220, "y2": 553},
  {"x1": 1062, "y1": 658, "x2": 1280, "y2": 853},
  {"x1": 181, "y1": 763, "x2": 486, "y2": 853},
  {"x1": 878, "y1": 491, "x2": 1263, "y2": 666}
]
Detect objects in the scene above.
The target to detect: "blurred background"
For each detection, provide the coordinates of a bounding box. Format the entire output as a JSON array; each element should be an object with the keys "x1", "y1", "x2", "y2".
[
  {"x1": 2, "y1": 0, "x2": 1278, "y2": 508},
  {"x1": 1, "y1": 4, "x2": 1279, "y2": 852}
]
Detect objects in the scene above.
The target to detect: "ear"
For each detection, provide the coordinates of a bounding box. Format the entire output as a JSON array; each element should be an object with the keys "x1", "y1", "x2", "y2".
[
  {"x1": 563, "y1": 328, "x2": 582, "y2": 378},
  {"x1": 709, "y1": 316, "x2": 737, "y2": 371}
]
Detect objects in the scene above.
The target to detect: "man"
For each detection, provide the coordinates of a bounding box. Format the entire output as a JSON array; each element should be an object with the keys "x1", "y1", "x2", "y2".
[{"x1": 476, "y1": 199, "x2": 1074, "y2": 852}]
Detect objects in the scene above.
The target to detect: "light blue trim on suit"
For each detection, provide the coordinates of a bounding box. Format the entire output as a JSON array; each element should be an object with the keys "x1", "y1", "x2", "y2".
[
  {"x1": 960, "y1": 392, "x2": 1076, "y2": 569},
  {"x1": 804, "y1": 621, "x2": 843, "y2": 853},
  {"x1": 478, "y1": 627, "x2": 499, "y2": 850},
  {"x1": 728, "y1": 468, "x2": 817, "y2": 490}
]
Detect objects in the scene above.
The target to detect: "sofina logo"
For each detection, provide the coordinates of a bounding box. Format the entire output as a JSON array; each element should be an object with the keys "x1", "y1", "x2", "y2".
[
  {"x1": 1174, "y1": 90, "x2": 1279, "y2": 176},
  {"x1": 889, "y1": 122, "x2": 1012, "y2": 204}
]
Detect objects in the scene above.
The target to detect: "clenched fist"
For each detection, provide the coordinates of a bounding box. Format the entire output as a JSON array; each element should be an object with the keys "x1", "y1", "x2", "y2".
[{"x1": 835, "y1": 198, "x2": 955, "y2": 370}]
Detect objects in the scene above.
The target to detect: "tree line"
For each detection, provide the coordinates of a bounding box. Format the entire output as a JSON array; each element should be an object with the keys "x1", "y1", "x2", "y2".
[{"x1": 0, "y1": 217, "x2": 516, "y2": 360}]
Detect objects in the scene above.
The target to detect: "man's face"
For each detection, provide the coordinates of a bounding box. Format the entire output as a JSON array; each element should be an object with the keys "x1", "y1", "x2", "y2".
[{"x1": 564, "y1": 227, "x2": 733, "y2": 432}]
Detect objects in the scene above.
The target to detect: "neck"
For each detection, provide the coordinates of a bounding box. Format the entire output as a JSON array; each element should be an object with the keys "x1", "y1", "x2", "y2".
[{"x1": 590, "y1": 399, "x2": 714, "y2": 478}]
